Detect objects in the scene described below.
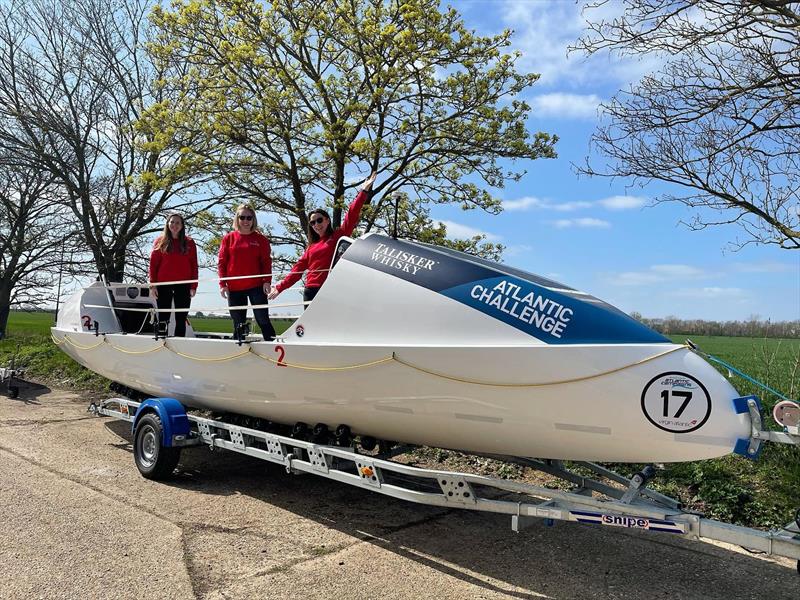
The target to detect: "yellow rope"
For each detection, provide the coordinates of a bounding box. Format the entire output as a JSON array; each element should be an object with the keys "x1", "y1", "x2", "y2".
[
  {"x1": 50, "y1": 334, "x2": 66, "y2": 346},
  {"x1": 107, "y1": 342, "x2": 166, "y2": 355},
  {"x1": 51, "y1": 328, "x2": 688, "y2": 386},
  {"x1": 59, "y1": 334, "x2": 106, "y2": 351},
  {"x1": 167, "y1": 346, "x2": 252, "y2": 362},
  {"x1": 252, "y1": 352, "x2": 394, "y2": 371},
  {"x1": 390, "y1": 344, "x2": 689, "y2": 388}
]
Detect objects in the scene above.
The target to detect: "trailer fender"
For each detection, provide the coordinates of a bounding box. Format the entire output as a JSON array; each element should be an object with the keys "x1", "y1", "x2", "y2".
[{"x1": 133, "y1": 398, "x2": 190, "y2": 448}]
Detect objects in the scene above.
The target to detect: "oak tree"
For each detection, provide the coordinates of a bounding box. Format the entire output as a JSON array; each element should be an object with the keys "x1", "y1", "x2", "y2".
[{"x1": 144, "y1": 0, "x2": 556, "y2": 260}]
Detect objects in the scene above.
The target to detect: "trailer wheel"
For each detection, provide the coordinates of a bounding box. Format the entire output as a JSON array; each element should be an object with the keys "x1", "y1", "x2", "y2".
[
  {"x1": 8, "y1": 386, "x2": 19, "y2": 399},
  {"x1": 134, "y1": 413, "x2": 181, "y2": 480}
]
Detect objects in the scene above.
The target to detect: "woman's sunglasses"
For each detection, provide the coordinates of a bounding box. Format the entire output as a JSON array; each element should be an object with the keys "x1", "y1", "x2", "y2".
[
  {"x1": 238, "y1": 215, "x2": 254, "y2": 221},
  {"x1": 310, "y1": 217, "x2": 326, "y2": 225}
]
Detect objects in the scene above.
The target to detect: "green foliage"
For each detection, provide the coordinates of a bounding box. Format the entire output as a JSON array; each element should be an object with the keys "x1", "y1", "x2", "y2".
[{"x1": 142, "y1": 0, "x2": 557, "y2": 255}]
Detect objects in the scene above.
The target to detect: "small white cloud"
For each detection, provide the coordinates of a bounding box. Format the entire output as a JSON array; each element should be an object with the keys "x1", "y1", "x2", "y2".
[
  {"x1": 552, "y1": 218, "x2": 610, "y2": 229},
  {"x1": 531, "y1": 93, "x2": 602, "y2": 119},
  {"x1": 438, "y1": 220, "x2": 501, "y2": 241},
  {"x1": 650, "y1": 264, "x2": 706, "y2": 278},
  {"x1": 503, "y1": 244, "x2": 533, "y2": 257},
  {"x1": 553, "y1": 201, "x2": 593, "y2": 212},
  {"x1": 503, "y1": 196, "x2": 547, "y2": 211},
  {"x1": 597, "y1": 195, "x2": 647, "y2": 210},
  {"x1": 730, "y1": 261, "x2": 797, "y2": 274},
  {"x1": 504, "y1": 195, "x2": 643, "y2": 213},
  {"x1": 671, "y1": 287, "x2": 747, "y2": 299},
  {"x1": 609, "y1": 264, "x2": 707, "y2": 286}
]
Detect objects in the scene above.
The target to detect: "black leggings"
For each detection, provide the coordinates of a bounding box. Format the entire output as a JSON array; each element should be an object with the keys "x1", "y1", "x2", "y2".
[
  {"x1": 228, "y1": 286, "x2": 276, "y2": 340},
  {"x1": 156, "y1": 284, "x2": 191, "y2": 337},
  {"x1": 303, "y1": 286, "x2": 320, "y2": 309}
]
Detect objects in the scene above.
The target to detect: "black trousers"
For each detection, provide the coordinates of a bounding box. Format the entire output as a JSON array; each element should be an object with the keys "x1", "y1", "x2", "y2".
[
  {"x1": 156, "y1": 284, "x2": 191, "y2": 337},
  {"x1": 303, "y1": 286, "x2": 320, "y2": 310},
  {"x1": 228, "y1": 286, "x2": 276, "y2": 340}
]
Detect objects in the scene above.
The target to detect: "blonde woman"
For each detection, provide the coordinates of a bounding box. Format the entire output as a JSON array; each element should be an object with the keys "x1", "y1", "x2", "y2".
[{"x1": 217, "y1": 205, "x2": 276, "y2": 340}]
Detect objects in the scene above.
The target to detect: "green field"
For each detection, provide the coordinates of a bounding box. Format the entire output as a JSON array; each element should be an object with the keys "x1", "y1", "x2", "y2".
[{"x1": 2, "y1": 311, "x2": 798, "y2": 528}]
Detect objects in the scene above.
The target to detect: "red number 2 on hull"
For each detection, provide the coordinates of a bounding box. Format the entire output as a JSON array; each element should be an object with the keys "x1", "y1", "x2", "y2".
[{"x1": 274, "y1": 345, "x2": 287, "y2": 367}]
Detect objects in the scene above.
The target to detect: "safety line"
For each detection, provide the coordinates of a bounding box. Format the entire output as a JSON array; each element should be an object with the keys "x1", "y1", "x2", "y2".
[
  {"x1": 390, "y1": 345, "x2": 689, "y2": 387},
  {"x1": 51, "y1": 331, "x2": 689, "y2": 387},
  {"x1": 692, "y1": 346, "x2": 795, "y2": 402},
  {"x1": 84, "y1": 300, "x2": 308, "y2": 313},
  {"x1": 251, "y1": 352, "x2": 395, "y2": 371},
  {"x1": 52, "y1": 334, "x2": 106, "y2": 350},
  {"x1": 106, "y1": 342, "x2": 166, "y2": 355},
  {"x1": 167, "y1": 346, "x2": 252, "y2": 362},
  {"x1": 112, "y1": 267, "x2": 334, "y2": 288}
]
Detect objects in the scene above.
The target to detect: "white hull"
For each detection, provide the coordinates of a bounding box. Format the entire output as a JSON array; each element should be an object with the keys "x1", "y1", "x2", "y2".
[
  {"x1": 53, "y1": 233, "x2": 751, "y2": 463},
  {"x1": 51, "y1": 329, "x2": 748, "y2": 462}
]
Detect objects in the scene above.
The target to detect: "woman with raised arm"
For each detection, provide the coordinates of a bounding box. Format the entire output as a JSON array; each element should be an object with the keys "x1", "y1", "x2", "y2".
[
  {"x1": 269, "y1": 171, "x2": 376, "y2": 306},
  {"x1": 148, "y1": 213, "x2": 198, "y2": 337},
  {"x1": 218, "y1": 205, "x2": 276, "y2": 341}
]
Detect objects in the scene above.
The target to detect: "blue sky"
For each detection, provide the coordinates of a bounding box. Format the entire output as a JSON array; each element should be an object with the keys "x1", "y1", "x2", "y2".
[{"x1": 423, "y1": 0, "x2": 800, "y2": 322}]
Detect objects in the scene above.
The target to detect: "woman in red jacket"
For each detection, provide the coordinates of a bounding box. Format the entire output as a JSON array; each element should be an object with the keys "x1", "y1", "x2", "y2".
[
  {"x1": 149, "y1": 213, "x2": 198, "y2": 337},
  {"x1": 218, "y1": 204, "x2": 276, "y2": 341},
  {"x1": 269, "y1": 172, "x2": 376, "y2": 306}
]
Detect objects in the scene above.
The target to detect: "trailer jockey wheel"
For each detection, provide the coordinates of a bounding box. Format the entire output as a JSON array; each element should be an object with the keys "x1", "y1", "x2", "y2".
[{"x1": 134, "y1": 413, "x2": 181, "y2": 480}]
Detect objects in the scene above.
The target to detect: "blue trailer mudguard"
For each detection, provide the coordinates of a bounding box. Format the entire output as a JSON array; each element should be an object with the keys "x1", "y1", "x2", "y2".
[{"x1": 133, "y1": 398, "x2": 190, "y2": 447}]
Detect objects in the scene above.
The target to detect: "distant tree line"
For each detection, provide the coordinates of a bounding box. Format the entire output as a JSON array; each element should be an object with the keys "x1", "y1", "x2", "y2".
[{"x1": 629, "y1": 313, "x2": 800, "y2": 339}]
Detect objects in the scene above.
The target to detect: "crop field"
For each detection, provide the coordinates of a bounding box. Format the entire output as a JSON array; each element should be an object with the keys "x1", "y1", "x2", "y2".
[{"x1": 2, "y1": 311, "x2": 799, "y2": 528}]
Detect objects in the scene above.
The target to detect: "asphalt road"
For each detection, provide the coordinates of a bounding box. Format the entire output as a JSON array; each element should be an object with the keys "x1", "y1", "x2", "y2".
[{"x1": 1, "y1": 388, "x2": 798, "y2": 599}]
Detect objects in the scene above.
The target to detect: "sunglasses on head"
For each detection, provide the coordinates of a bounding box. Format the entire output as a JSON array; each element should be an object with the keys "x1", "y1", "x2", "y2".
[
  {"x1": 238, "y1": 215, "x2": 253, "y2": 221},
  {"x1": 310, "y1": 217, "x2": 326, "y2": 225}
]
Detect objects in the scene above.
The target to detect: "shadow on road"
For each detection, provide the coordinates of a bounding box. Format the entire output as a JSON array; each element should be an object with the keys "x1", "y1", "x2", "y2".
[{"x1": 103, "y1": 420, "x2": 799, "y2": 599}]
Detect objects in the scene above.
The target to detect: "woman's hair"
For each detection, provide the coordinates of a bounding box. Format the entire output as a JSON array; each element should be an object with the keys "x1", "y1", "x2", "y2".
[
  {"x1": 307, "y1": 209, "x2": 334, "y2": 242},
  {"x1": 157, "y1": 213, "x2": 188, "y2": 254},
  {"x1": 233, "y1": 204, "x2": 259, "y2": 232}
]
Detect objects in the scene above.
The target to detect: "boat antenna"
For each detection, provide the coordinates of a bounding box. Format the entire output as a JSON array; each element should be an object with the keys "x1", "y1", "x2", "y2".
[
  {"x1": 54, "y1": 244, "x2": 66, "y2": 324},
  {"x1": 392, "y1": 192, "x2": 400, "y2": 240}
]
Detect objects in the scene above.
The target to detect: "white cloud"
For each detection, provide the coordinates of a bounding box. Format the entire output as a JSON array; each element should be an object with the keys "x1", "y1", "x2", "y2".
[
  {"x1": 555, "y1": 201, "x2": 594, "y2": 212},
  {"x1": 504, "y1": 195, "x2": 644, "y2": 213},
  {"x1": 670, "y1": 287, "x2": 747, "y2": 299},
  {"x1": 730, "y1": 261, "x2": 798, "y2": 274},
  {"x1": 497, "y1": 0, "x2": 664, "y2": 89},
  {"x1": 502, "y1": 196, "x2": 547, "y2": 211},
  {"x1": 650, "y1": 265, "x2": 706, "y2": 277},
  {"x1": 609, "y1": 264, "x2": 707, "y2": 286},
  {"x1": 438, "y1": 220, "x2": 501, "y2": 241},
  {"x1": 503, "y1": 244, "x2": 533, "y2": 257},
  {"x1": 552, "y1": 218, "x2": 610, "y2": 229},
  {"x1": 531, "y1": 93, "x2": 602, "y2": 119},
  {"x1": 597, "y1": 195, "x2": 647, "y2": 210}
]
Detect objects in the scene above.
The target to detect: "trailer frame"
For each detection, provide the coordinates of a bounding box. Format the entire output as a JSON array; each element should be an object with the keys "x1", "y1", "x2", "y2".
[{"x1": 88, "y1": 396, "x2": 800, "y2": 572}]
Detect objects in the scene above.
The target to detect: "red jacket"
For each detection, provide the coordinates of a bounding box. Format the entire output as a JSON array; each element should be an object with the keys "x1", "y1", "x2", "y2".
[
  {"x1": 276, "y1": 190, "x2": 368, "y2": 293},
  {"x1": 149, "y1": 236, "x2": 198, "y2": 290},
  {"x1": 218, "y1": 230, "x2": 272, "y2": 292}
]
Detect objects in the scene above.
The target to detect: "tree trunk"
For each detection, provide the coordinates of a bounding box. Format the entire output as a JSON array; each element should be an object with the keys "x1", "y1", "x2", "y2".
[
  {"x1": 100, "y1": 249, "x2": 127, "y2": 283},
  {"x1": 0, "y1": 285, "x2": 11, "y2": 339}
]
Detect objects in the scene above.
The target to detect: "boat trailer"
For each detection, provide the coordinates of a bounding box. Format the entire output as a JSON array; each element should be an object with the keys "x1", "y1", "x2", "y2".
[{"x1": 89, "y1": 396, "x2": 800, "y2": 573}]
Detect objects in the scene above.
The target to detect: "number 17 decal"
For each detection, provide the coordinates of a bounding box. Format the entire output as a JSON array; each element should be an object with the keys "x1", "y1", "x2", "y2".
[
  {"x1": 661, "y1": 390, "x2": 692, "y2": 419},
  {"x1": 641, "y1": 372, "x2": 711, "y2": 433}
]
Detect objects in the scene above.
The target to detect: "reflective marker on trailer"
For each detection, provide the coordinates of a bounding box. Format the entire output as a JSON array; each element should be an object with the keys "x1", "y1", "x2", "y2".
[{"x1": 569, "y1": 510, "x2": 686, "y2": 534}]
